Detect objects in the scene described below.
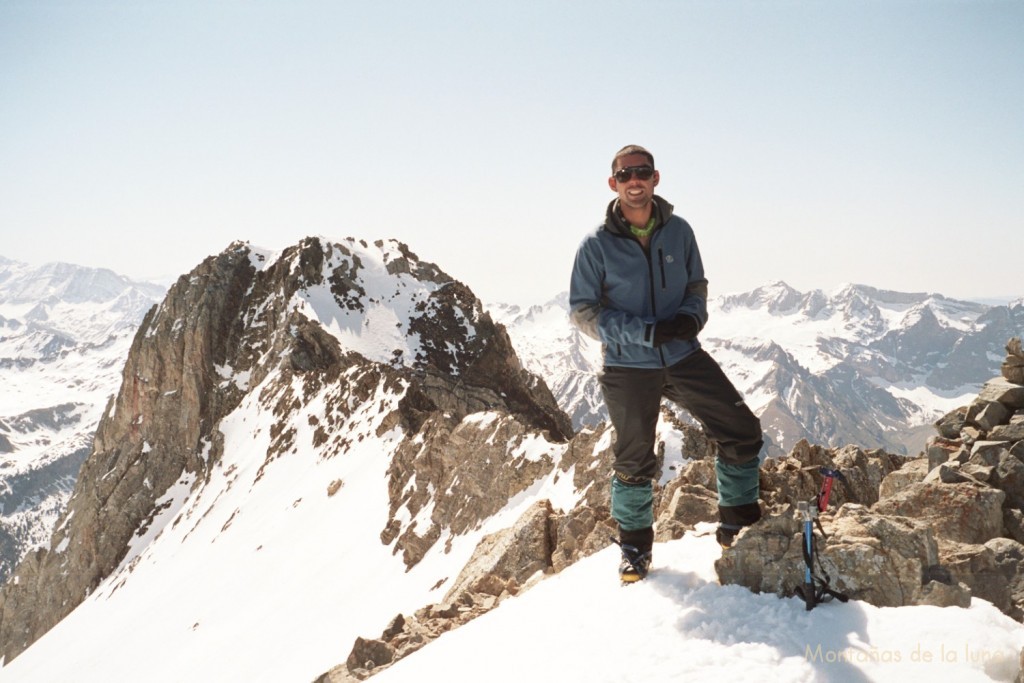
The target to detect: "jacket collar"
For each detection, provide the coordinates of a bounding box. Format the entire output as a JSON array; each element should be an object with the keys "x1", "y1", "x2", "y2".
[{"x1": 604, "y1": 195, "x2": 675, "y2": 237}]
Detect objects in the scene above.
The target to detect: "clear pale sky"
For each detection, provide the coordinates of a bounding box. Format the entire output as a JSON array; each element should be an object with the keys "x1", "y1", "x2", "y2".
[{"x1": 1, "y1": 1, "x2": 1022, "y2": 305}]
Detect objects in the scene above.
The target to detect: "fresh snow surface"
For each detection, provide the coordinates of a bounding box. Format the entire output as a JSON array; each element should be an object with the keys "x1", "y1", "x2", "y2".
[{"x1": 375, "y1": 525, "x2": 1024, "y2": 683}]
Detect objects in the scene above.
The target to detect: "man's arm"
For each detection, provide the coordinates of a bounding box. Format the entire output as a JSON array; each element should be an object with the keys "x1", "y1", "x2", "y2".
[
  {"x1": 568, "y1": 238, "x2": 605, "y2": 341},
  {"x1": 569, "y1": 237, "x2": 655, "y2": 346},
  {"x1": 673, "y1": 225, "x2": 709, "y2": 329}
]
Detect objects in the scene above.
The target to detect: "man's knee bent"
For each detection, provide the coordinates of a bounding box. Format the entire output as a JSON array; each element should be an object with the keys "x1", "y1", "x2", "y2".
[{"x1": 718, "y1": 410, "x2": 763, "y2": 466}]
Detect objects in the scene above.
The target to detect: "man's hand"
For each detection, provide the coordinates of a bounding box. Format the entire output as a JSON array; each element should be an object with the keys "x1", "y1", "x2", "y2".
[{"x1": 652, "y1": 314, "x2": 700, "y2": 346}]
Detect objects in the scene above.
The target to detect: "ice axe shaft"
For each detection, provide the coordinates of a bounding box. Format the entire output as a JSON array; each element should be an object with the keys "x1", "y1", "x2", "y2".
[{"x1": 797, "y1": 501, "x2": 816, "y2": 611}]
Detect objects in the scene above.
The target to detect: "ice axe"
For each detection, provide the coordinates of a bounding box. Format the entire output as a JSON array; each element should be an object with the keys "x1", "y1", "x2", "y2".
[{"x1": 795, "y1": 467, "x2": 850, "y2": 611}]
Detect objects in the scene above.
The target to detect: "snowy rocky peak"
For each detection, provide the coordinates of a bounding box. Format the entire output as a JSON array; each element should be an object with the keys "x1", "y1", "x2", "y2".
[
  {"x1": 489, "y1": 291, "x2": 571, "y2": 324},
  {"x1": 716, "y1": 281, "x2": 986, "y2": 341},
  {"x1": 229, "y1": 236, "x2": 570, "y2": 437},
  {"x1": 713, "y1": 281, "x2": 895, "y2": 321},
  {"x1": 830, "y1": 284, "x2": 984, "y2": 331},
  {"x1": 0, "y1": 235, "x2": 573, "y2": 665},
  {"x1": 704, "y1": 283, "x2": 997, "y2": 389},
  {"x1": 286, "y1": 236, "x2": 485, "y2": 374},
  {"x1": 716, "y1": 280, "x2": 805, "y2": 314},
  {"x1": 201, "y1": 237, "x2": 492, "y2": 377}
]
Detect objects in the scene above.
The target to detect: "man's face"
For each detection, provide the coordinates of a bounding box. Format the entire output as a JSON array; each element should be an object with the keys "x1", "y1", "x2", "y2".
[{"x1": 609, "y1": 153, "x2": 660, "y2": 211}]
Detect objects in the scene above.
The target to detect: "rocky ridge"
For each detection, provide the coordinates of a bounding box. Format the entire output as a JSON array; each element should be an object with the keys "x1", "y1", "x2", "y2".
[{"x1": 319, "y1": 407, "x2": 717, "y2": 682}]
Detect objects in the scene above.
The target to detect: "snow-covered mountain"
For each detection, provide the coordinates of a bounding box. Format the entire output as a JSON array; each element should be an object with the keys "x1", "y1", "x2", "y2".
[
  {"x1": 495, "y1": 282, "x2": 1023, "y2": 456},
  {"x1": 0, "y1": 238, "x2": 588, "y2": 679},
  {"x1": 0, "y1": 257, "x2": 164, "y2": 583}
]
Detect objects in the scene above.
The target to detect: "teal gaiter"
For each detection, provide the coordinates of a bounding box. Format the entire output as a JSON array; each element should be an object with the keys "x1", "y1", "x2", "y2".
[
  {"x1": 611, "y1": 475, "x2": 654, "y2": 531},
  {"x1": 716, "y1": 457, "x2": 761, "y2": 507}
]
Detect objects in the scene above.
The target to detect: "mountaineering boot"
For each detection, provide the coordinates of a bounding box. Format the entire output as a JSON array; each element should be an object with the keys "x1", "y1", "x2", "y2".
[
  {"x1": 716, "y1": 501, "x2": 761, "y2": 548},
  {"x1": 618, "y1": 544, "x2": 652, "y2": 583},
  {"x1": 715, "y1": 525, "x2": 741, "y2": 549},
  {"x1": 614, "y1": 526, "x2": 654, "y2": 583}
]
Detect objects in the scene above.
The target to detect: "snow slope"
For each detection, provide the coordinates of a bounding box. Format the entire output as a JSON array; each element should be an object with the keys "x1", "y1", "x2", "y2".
[
  {"x1": 376, "y1": 525, "x2": 1024, "y2": 683},
  {"x1": 8, "y1": 499, "x2": 1024, "y2": 683},
  {"x1": 0, "y1": 361, "x2": 491, "y2": 681}
]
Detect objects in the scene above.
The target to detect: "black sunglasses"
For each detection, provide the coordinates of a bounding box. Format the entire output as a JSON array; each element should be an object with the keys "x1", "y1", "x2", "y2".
[{"x1": 614, "y1": 165, "x2": 655, "y2": 182}]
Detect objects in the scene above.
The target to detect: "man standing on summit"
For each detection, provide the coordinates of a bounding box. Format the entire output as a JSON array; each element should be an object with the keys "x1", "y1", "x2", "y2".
[{"x1": 569, "y1": 145, "x2": 764, "y2": 583}]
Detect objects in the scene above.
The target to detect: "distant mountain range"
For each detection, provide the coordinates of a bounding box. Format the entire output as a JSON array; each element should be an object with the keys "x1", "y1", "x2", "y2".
[
  {"x1": 493, "y1": 282, "x2": 1024, "y2": 457},
  {"x1": 0, "y1": 256, "x2": 165, "y2": 583}
]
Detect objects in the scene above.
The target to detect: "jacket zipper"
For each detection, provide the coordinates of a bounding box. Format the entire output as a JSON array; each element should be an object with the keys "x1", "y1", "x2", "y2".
[
  {"x1": 640, "y1": 237, "x2": 667, "y2": 367},
  {"x1": 657, "y1": 247, "x2": 667, "y2": 289}
]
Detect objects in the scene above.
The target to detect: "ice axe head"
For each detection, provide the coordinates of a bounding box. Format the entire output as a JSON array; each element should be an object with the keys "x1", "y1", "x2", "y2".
[{"x1": 816, "y1": 467, "x2": 846, "y2": 512}]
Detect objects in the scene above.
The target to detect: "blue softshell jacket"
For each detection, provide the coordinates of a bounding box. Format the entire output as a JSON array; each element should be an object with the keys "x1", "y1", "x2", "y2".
[{"x1": 569, "y1": 196, "x2": 709, "y2": 368}]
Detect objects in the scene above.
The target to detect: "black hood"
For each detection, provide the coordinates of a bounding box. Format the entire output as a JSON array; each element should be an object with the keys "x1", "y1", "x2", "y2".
[{"x1": 604, "y1": 195, "x2": 676, "y2": 237}]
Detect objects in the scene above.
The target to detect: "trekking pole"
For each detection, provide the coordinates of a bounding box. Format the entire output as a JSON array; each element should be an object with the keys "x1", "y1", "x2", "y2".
[{"x1": 797, "y1": 501, "x2": 817, "y2": 611}]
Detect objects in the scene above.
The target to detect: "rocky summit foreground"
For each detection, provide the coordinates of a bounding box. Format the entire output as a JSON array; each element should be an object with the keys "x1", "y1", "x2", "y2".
[
  {"x1": 323, "y1": 339, "x2": 1024, "y2": 682},
  {"x1": 717, "y1": 338, "x2": 1024, "y2": 619}
]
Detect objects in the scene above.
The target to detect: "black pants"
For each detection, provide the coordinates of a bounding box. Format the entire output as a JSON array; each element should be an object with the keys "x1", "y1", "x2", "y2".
[{"x1": 600, "y1": 348, "x2": 763, "y2": 481}]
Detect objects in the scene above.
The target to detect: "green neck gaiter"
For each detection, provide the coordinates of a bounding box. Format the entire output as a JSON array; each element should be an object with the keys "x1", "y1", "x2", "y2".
[{"x1": 630, "y1": 216, "x2": 657, "y2": 239}]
